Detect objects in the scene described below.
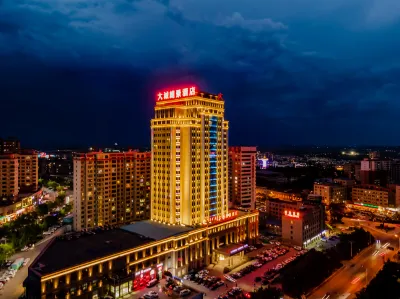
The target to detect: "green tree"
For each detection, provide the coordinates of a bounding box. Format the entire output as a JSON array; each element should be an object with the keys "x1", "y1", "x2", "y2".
[
  {"x1": 60, "y1": 204, "x2": 73, "y2": 216},
  {"x1": 43, "y1": 216, "x2": 59, "y2": 230},
  {"x1": 329, "y1": 203, "x2": 345, "y2": 223},
  {"x1": 47, "y1": 180, "x2": 59, "y2": 190},
  {"x1": 252, "y1": 287, "x2": 283, "y2": 299},
  {"x1": 36, "y1": 203, "x2": 49, "y2": 216},
  {"x1": 0, "y1": 243, "x2": 15, "y2": 264},
  {"x1": 55, "y1": 191, "x2": 66, "y2": 206}
]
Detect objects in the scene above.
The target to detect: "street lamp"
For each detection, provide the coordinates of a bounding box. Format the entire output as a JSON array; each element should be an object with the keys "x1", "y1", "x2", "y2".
[{"x1": 395, "y1": 235, "x2": 400, "y2": 250}]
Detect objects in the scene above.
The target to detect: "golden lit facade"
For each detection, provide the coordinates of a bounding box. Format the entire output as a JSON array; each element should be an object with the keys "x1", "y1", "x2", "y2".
[
  {"x1": 26, "y1": 212, "x2": 258, "y2": 299},
  {"x1": 151, "y1": 87, "x2": 229, "y2": 226},
  {"x1": 73, "y1": 151, "x2": 151, "y2": 231},
  {"x1": 0, "y1": 155, "x2": 19, "y2": 198}
]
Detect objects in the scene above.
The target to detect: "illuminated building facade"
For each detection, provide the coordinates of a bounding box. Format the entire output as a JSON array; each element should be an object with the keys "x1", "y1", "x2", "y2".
[
  {"x1": 313, "y1": 182, "x2": 346, "y2": 205},
  {"x1": 351, "y1": 185, "x2": 396, "y2": 209},
  {"x1": 17, "y1": 150, "x2": 39, "y2": 193},
  {"x1": 281, "y1": 205, "x2": 325, "y2": 248},
  {"x1": 151, "y1": 86, "x2": 229, "y2": 226},
  {"x1": 228, "y1": 146, "x2": 257, "y2": 209},
  {"x1": 0, "y1": 150, "x2": 38, "y2": 198},
  {"x1": 0, "y1": 155, "x2": 19, "y2": 198},
  {"x1": 0, "y1": 137, "x2": 20, "y2": 154},
  {"x1": 73, "y1": 151, "x2": 151, "y2": 231},
  {"x1": 24, "y1": 212, "x2": 258, "y2": 299},
  {"x1": 25, "y1": 85, "x2": 259, "y2": 299}
]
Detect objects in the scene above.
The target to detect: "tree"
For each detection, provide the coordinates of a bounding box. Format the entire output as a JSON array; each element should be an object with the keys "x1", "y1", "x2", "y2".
[
  {"x1": 0, "y1": 243, "x2": 15, "y2": 264},
  {"x1": 36, "y1": 203, "x2": 49, "y2": 216},
  {"x1": 251, "y1": 286, "x2": 283, "y2": 299},
  {"x1": 56, "y1": 194, "x2": 66, "y2": 206},
  {"x1": 47, "y1": 180, "x2": 59, "y2": 190},
  {"x1": 43, "y1": 216, "x2": 58, "y2": 230},
  {"x1": 329, "y1": 203, "x2": 345, "y2": 223}
]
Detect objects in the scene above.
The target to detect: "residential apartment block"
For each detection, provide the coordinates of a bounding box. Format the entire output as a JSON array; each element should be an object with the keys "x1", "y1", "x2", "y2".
[
  {"x1": 313, "y1": 182, "x2": 346, "y2": 205},
  {"x1": 73, "y1": 151, "x2": 151, "y2": 231},
  {"x1": 229, "y1": 146, "x2": 257, "y2": 209}
]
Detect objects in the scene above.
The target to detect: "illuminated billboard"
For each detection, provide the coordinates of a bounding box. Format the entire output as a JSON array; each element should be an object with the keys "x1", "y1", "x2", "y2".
[{"x1": 157, "y1": 86, "x2": 196, "y2": 101}]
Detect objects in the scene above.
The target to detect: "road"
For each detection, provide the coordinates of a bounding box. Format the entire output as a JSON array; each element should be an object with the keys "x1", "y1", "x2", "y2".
[
  {"x1": 0, "y1": 229, "x2": 63, "y2": 298},
  {"x1": 309, "y1": 218, "x2": 400, "y2": 299}
]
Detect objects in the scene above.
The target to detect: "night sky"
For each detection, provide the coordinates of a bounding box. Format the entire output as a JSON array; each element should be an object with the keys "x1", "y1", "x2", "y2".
[{"x1": 1, "y1": 0, "x2": 400, "y2": 149}]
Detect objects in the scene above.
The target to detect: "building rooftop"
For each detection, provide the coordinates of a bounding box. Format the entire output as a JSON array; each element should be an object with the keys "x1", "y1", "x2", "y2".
[
  {"x1": 30, "y1": 228, "x2": 155, "y2": 275},
  {"x1": 267, "y1": 197, "x2": 299, "y2": 204},
  {"x1": 121, "y1": 220, "x2": 194, "y2": 240}
]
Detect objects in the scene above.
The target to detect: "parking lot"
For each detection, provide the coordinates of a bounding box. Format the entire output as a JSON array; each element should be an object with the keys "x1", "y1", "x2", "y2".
[
  {"x1": 182, "y1": 244, "x2": 306, "y2": 298},
  {"x1": 130, "y1": 278, "x2": 199, "y2": 299}
]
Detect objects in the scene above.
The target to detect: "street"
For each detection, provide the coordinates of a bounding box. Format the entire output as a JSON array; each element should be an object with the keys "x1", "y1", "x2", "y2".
[
  {"x1": 0, "y1": 229, "x2": 63, "y2": 298},
  {"x1": 308, "y1": 218, "x2": 400, "y2": 299}
]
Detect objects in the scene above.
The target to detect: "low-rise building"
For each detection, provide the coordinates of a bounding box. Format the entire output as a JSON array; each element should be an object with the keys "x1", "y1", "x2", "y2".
[
  {"x1": 24, "y1": 211, "x2": 258, "y2": 299},
  {"x1": 256, "y1": 187, "x2": 302, "y2": 202},
  {"x1": 281, "y1": 204, "x2": 325, "y2": 248},
  {"x1": 313, "y1": 182, "x2": 346, "y2": 205},
  {"x1": 265, "y1": 197, "x2": 302, "y2": 219},
  {"x1": 351, "y1": 185, "x2": 397, "y2": 209}
]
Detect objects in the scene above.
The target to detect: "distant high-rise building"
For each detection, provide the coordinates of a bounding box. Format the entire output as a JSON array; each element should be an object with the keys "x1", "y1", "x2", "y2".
[
  {"x1": 0, "y1": 137, "x2": 20, "y2": 154},
  {"x1": 360, "y1": 158, "x2": 392, "y2": 186},
  {"x1": 343, "y1": 162, "x2": 361, "y2": 181},
  {"x1": 229, "y1": 146, "x2": 257, "y2": 209},
  {"x1": 73, "y1": 151, "x2": 151, "y2": 231},
  {"x1": 151, "y1": 86, "x2": 229, "y2": 226},
  {"x1": 0, "y1": 155, "x2": 19, "y2": 198},
  {"x1": 369, "y1": 151, "x2": 380, "y2": 159}
]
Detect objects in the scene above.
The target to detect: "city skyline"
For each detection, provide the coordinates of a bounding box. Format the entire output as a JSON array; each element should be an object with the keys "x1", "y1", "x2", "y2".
[{"x1": 2, "y1": 0, "x2": 400, "y2": 148}]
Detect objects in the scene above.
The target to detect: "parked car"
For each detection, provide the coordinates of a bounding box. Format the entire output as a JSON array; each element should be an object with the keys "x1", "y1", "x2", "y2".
[
  {"x1": 180, "y1": 289, "x2": 191, "y2": 297},
  {"x1": 146, "y1": 279, "x2": 158, "y2": 288},
  {"x1": 144, "y1": 291, "x2": 159, "y2": 298},
  {"x1": 23, "y1": 258, "x2": 31, "y2": 266}
]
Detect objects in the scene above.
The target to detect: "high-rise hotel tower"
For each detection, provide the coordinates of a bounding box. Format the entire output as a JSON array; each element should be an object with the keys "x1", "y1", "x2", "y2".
[{"x1": 151, "y1": 86, "x2": 229, "y2": 225}]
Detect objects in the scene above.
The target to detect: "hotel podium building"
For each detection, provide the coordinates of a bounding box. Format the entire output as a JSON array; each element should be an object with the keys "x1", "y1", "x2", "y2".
[{"x1": 24, "y1": 86, "x2": 258, "y2": 299}]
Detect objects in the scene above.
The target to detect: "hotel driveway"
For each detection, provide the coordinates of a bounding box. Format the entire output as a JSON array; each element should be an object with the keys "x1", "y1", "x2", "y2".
[
  {"x1": 183, "y1": 247, "x2": 299, "y2": 297},
  {"x1": 130, "y1": 279, "x2": 199, "y2": 299}
]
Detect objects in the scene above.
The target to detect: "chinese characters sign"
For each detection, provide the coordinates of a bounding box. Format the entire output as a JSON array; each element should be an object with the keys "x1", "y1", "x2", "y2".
[
  {"x1": 157, "y1": 86, "x2": 196, "y2": 101},
  {"x1": 208, "y1": 211, "x2": 238, "y2": 224},
  {"x1": 284, "y1": 210, "x2": 300, "y2": 219}
]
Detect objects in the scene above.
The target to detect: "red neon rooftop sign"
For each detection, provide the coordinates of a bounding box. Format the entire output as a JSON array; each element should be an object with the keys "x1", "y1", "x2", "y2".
[
  {"x1": 284, "y1": 210, "x2": 300, "y2": 219},
  {"x1": 157, "y1": 86, "x2": 196, "y2": 101}
]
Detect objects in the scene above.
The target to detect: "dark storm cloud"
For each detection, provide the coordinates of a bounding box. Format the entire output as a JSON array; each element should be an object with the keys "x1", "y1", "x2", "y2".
[{"x1": 1, "y1": 0, "x2": 400, "y2": 147}]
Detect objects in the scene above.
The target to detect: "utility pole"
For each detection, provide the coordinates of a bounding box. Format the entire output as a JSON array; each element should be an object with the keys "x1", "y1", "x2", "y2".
[{"x1": 350, "y1": 241, "x2": 354, "y2": 258}]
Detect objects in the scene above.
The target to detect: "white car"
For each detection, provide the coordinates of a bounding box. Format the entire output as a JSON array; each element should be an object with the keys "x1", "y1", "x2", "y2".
[
  {"x1": 0, "y1": 276, "x2": 10, "y2": 282},
  {"x1": 23, "y1": 258, "x2": 31, "y2": 266},
  {"x1": 144, "y1": 291, "x2": 158, "y2": 298},
  {"x1": 180, "y1": 289, "x2": 191, "y2": 297},
  {"x1": 21, "y1": 246, "x2": 29, "y2": 252}
]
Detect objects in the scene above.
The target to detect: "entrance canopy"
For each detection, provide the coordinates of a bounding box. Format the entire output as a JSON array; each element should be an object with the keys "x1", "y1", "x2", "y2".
[{"x1": 214, "y1": 243, "x2": 248, "y2": 257}]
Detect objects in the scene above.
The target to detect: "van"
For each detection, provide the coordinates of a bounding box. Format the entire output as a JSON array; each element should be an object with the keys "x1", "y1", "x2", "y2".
[{"x1": 146, "y1": 279, "x2": 158, "y2": 288}]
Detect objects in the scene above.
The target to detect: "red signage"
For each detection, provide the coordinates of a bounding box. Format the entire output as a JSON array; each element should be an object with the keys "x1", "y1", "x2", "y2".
[
  {"x1": 284, "y1": 210, "x2": 300, "y2": 219},
  {"x1": 157, "y1": 86, "x2": 196, "y2": 101},
  {"x1": 208, "y1": 211, "x2": 238, "y2": 224}
]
